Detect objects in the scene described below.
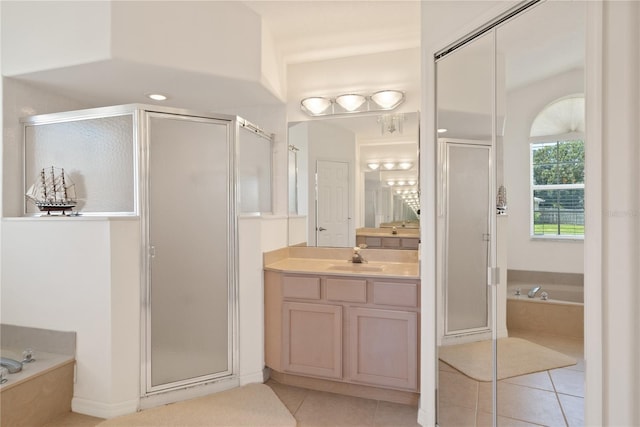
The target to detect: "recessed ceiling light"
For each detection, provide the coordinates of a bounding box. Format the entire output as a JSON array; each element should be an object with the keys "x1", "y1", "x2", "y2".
[{"x1": 148, "y1": 94, "x2": 167, "y2": 101}]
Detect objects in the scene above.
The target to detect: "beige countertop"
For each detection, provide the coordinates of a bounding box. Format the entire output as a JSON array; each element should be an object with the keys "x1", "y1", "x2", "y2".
[
  {"x1": 264, "y1": 257, "x2": 419, "y2": 279},
  {"x1": 356, "y1": 227, "x2": 419, "y2": 238}
]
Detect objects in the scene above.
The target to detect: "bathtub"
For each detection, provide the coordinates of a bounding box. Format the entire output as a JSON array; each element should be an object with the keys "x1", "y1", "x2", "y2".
[
  {"x1": 506, "y1": 283, "x2": 584, "y2": 338},
  {"x1": 1, "y1": 325, "x2": 76, "y2": 426}
]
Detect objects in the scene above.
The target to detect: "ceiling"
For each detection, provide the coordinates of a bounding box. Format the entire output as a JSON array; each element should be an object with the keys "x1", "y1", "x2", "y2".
[{"x1": 242, "y1": 1, "x2": 421, "y2": 64}]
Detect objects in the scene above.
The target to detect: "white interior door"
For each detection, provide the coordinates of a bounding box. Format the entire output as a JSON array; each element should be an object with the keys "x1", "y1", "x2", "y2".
[{"x1": 316, "y1": 160, "x2": 350, "y2": 247}]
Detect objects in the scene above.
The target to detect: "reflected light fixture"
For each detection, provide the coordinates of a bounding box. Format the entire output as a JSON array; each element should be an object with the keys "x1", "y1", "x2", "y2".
[
  {"x1": 387, "y1": 181, "x2": 395, "y2": 186},
  {"x1": 383, "y1": 162, "x2": 395, "y2": 170},
  {"x1": 398, "y1": 162, "x2": 413, "y2": 170},
  {"x1": 301, "y1": 97, "x2": 332, "y2": 115},
  {"x1": 370, "y1": 90, "x2": 404, "y2": 109},
  {"x1": 367, "y1": 162, "x2": 380, "y2": 170},
  {"x1": 437, "y1": 128, "x2": 448, "y2": 134},
  {"x1": 408, "y1": 180, "x2": 416, "y2": 185},
  {"x1": 379, "y1": 114, "x2": 404, "y2": 135},
  {"x1": 335, "y1": 94, "x2": 366, "y2": 112}
]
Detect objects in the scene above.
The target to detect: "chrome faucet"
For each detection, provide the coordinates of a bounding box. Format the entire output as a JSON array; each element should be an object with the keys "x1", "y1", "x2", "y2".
[
  {"x1": 0, "y1": 357, "x2": 23, "y2": 374},
  {"x1": 351, "y1": 247, "x2": 366, "y2": 263},
  {"x1": 527, "y1": 286, "x2": 542, "y2": 298}
]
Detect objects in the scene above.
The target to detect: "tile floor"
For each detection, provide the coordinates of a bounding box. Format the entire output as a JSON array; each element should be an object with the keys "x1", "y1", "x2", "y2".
[
  {"x1": 42, "y1": 329, "x2": 583, "y2": 427},
  {"x1": 438, "y1": 329, "x2": 585, "y2": 427}
]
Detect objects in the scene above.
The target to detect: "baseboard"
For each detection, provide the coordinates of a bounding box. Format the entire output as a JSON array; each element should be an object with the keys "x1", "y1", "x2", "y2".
[
  {"x1": 239, "y1": 369, "x2": 267, "y2": 386},
  {"x1": 417, "y1": 406, "x2": 434, "y2": 426},
  {"x1": 72, "y1": 397, "x2": 139, "y2": 419},
  {"x1": 269, "y1": 370, "x2": 419, "y2": 406}
]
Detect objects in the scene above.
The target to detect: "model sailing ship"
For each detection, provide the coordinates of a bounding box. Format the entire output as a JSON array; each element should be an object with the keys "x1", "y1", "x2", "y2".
[{"x1": 25, "y1": 166, "x2": 77, "y2": 215}]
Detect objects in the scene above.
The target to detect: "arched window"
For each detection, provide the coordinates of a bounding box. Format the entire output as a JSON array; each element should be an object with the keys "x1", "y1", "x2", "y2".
[{"x1": 530, "y1": 95, "x2": 585, "y2": 238}]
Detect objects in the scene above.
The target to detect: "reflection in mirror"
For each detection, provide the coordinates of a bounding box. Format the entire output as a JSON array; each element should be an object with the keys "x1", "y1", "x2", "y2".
[
  {"x1": 287, "y1": 112, "x2": 419, "y2": 247},
  {"x1": 435, "y1": 2, "x2": 585, "y2": 426}
]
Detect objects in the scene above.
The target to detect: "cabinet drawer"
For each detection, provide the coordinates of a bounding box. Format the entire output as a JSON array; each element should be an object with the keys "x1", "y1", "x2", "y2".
[
  {"x1": 283, "y1": 276, "x2": 321, "y2": 300},
  {"x1": 326, "y1": 278, "x2": 367, "y2": 303},
  {"x1": 382, "y1": 237, "x2": 401, "y2": 248},
  {"x1": 401, "y1": 238, "x2": 419, "y2": 249},
  {"x1": 373, "y1": 281, "x2": 418, "y2": 307},
  {"x1": 364, "y1": 237, "x2": 382, "y2": 247}
]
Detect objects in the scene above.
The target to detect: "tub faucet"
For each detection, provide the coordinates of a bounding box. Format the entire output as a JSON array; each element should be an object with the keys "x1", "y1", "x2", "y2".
[
  {"x1": 528, "y1": 286, "x2": 542, "y2": 298},
  {"x1": 0, "y1": 357, "x2": 23, "y2": 374},
  {"x1": 351, "y1": 247, "x2": 366, "y2": 263}
]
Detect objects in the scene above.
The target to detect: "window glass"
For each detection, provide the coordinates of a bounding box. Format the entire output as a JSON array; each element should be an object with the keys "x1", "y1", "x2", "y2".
[{"x1": 531, "y1": 139, "x2": 584, "y2": 237}]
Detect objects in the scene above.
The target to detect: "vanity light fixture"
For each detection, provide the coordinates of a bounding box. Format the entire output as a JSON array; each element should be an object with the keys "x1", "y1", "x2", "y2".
[
  {"x1": 335, "y1": 94, "x2": 366, "y2": 112},
  {"x1": 148, "y1": 93, "x2": 168, "y2": 101},
  {"x1": 370, "y1": 90, "x2": 404, "y2": 109},
  {"x1": 367, "y1": 162, "x2": 380, "y2": 170},
  {"x1": 300, "y1": 90, "x2": 405, "y2": 117},
  {"x1": 397, "y1": 180, "x2": 406, "y2": 186},
  {"x1": 398, "y1": 162, "x2": 413, "y2": 170},
  {"x1": 301, "y1": 97, "x2": 332, "y2": 115},
  {"x1": 408, "y1": 180, "x2": 416, "y2": 185},
  {"x1": 387, "y1": 181, "x2": 395, "y2": 186}
]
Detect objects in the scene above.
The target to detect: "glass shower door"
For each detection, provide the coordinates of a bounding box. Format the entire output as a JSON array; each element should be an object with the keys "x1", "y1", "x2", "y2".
[
  {"x1": 444, "y1": 142, "x2": 491, "y2": 334},
  {"x1": 145, "y1": 113, "x2": 233, "y2": 393}
]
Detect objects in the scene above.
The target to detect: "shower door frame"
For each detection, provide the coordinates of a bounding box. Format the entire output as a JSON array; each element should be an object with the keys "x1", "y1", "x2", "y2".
[
  {"x1": 440, "y1": 138, "x2": 494, "y2": 340},
  {"x1": 139, "y1": 106, "x2": 240, "y2": 397}
]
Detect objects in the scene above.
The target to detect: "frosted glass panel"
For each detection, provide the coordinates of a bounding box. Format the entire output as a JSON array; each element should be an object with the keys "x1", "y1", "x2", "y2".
[
  {"x1": 239, "y1": 130, "x2": 272, "y2": 213},
  {"x1": 24, "y1": 114, "x2": 135, "y2": 214},
  {"x1": 148, "y1": 114, "x2": 231, "y2": 388},
  {"x1": 445, "y1": 144, "x2": 490, "y2": 332}
]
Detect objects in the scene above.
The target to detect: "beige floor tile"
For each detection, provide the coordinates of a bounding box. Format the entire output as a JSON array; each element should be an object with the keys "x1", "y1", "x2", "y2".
[
  {"x1": 502, "y1": 371, "x2": 554, "y2": 392},
  {"x1": 373, "y1": 401, "x2": 420, "y2": 427},
  {"x1": 266, "y1": 379, "x2": 309, "y2": 414},
  {"x1": 42, "y1": 412, "x2": 104, "y2": 427},
  {"x1": 550, "y1": 368, "x2": 584, "y2": 397},
  {"x1": 478, "y1": 382, "x2": 566, "y2": 426},
  {"x1": 476, "y1": 411, "x2": 545, "y2": 427},
  {"x1": 438, "y1": 370, "x2": 479, "y2": 410},
  {"x1": 437, "y1": 402, "x2": 477, "y2": 427},
  {"x1": 294, "y1": 389, "x2": 378, "y2": 426},
  {"x1": 558, "y1": 393, "x2": 584, "y2": 426}
]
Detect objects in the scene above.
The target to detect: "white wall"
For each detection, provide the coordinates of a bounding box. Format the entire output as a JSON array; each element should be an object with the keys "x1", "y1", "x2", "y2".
[
  {"x1": 0, "y1": 218, "x2": 140, "y2": 417},
  {"x1": 1, "y1": 1, "x2": 111, "y2": 76},
  {"x1": 504, "y1": 69, "x2": 585, "y2": 274}
]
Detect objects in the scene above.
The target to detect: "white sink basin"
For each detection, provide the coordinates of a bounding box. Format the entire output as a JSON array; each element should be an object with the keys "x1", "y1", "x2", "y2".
[{"x1": 327, "y1": 264, "x2": 385, "y2": 272}]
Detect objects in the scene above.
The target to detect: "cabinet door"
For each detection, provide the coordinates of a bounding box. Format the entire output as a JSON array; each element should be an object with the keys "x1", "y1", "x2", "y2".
[
  {"x1": 282, "y1": 302, "x2": 342, "y2": 379},
  {"x1": 348, "y1": 308, "x2": 418, "y2": 390}
]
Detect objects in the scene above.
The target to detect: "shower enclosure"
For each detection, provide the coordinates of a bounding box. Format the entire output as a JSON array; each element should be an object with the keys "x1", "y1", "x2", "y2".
[{"x1": 22, "y1": 104, "x2": 273, "y2": 400}]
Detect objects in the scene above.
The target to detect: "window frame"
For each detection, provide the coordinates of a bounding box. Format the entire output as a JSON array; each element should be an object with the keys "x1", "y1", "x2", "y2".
[{"x1": 529, "y1": 132, "x2": 585, "y2": 240}]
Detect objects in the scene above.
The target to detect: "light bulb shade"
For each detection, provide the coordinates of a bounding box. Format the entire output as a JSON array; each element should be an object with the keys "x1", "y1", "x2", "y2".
[
  {"x1": 383, "y1": 162, "x2": 395, "y2": 170},
  {"x1": 398, "y1": 162, "x2": 413, "y2": 170},
  {"x1": 335, "y1": 94, "x2": 366, "y2": 112},
  {"x1": 371, "y1": 90, "x2": 404, "y2": 109},
  {"x1": 301, "y1": 97, "x2": 332, "y2": 115},
  {"x1": 367, "y1": 163, "x2": 380, "y2": 170}
]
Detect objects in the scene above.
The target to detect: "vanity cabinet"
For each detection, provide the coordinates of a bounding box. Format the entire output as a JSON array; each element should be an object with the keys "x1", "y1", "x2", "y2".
[
  {"x1": 356, "y1": 235, "x2": 419, "y2": 250},
  {"x1": 282, "y1": 302, "x2": 342, "y2": 378},
  {"x1": 264, "y1": 270, "x2": 420, "y2": 393}
]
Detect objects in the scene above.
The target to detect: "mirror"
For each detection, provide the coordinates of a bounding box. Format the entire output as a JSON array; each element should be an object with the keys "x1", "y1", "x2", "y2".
[
  {"x1": 435, "y1": 2, "x2": 585, "y2": 426},
  {"x1": 288, "y1": 112, "x2": 419, "y2": 247}
]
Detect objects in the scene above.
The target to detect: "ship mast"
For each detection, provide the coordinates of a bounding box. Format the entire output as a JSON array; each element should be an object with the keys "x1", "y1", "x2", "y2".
[
  {"x1": 40, "y1": 168, "x2": 48, "y2": 201},
  {"x1": 60, "y1": 168, "x2": 68, "y2": 201},
  {"x1": 50, "y1": 166, "x2": 57, "y2": 202}
]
